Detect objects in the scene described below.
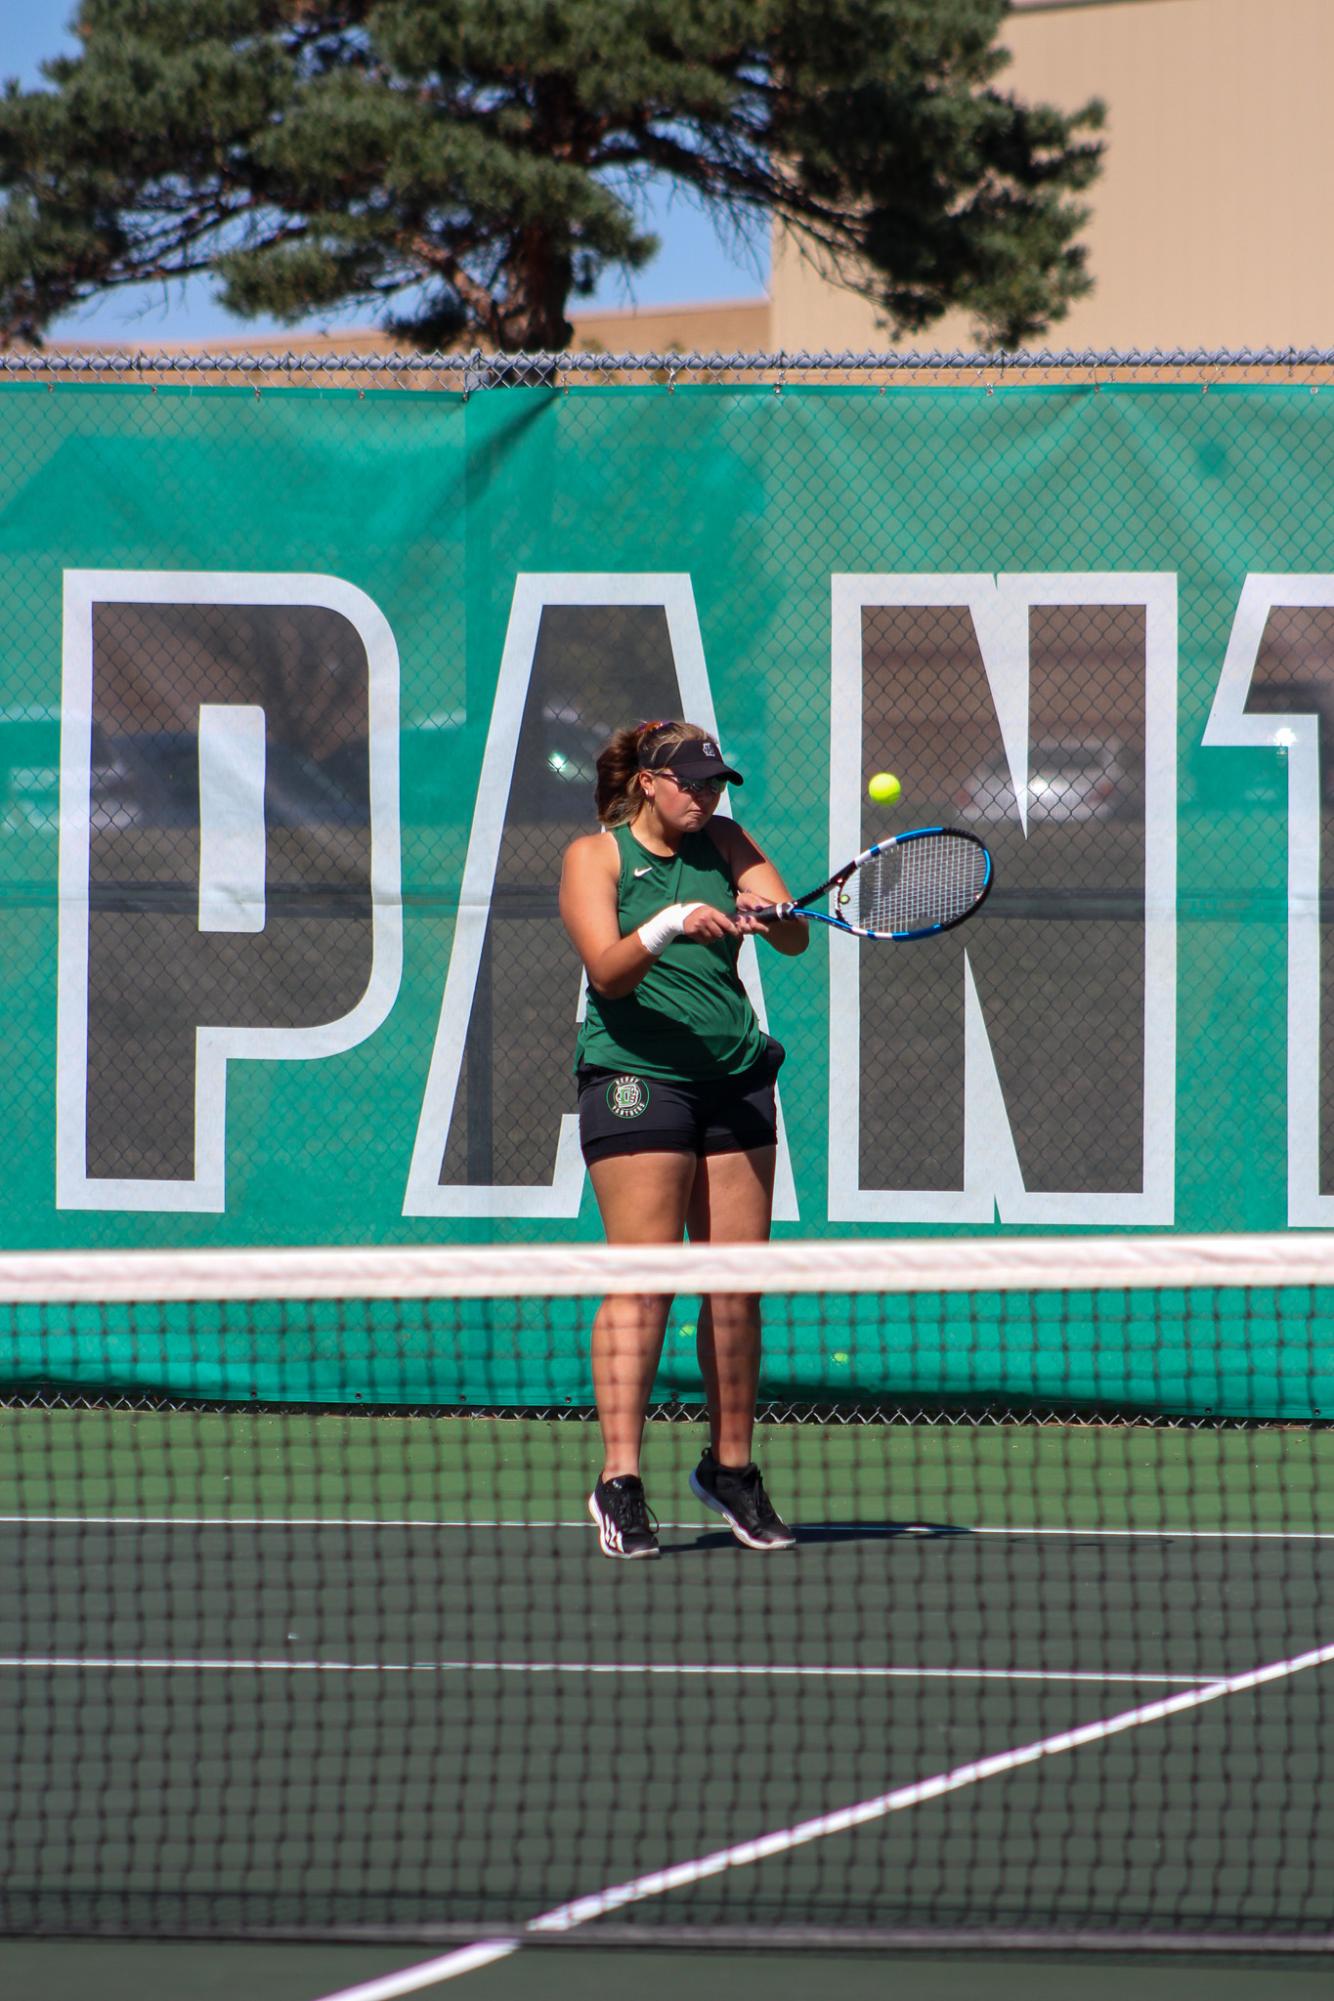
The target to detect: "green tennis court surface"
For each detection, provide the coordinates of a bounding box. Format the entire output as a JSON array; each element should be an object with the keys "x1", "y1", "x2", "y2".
[
  {"x1": 8, "y1": 1407, "x2": 1334, "y2": 1525},
  {"x1": 5, "y1": 1412, "x2": 1334, "y2": 1945},
  {"x1": 6, "y1": 1939, "x2": 1334, "y2": 2001}
]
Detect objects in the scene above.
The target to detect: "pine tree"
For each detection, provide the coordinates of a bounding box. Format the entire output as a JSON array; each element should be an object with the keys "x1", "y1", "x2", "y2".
[{"x1": 0, "y1": 0, "x2": 1103, "y2": 352}]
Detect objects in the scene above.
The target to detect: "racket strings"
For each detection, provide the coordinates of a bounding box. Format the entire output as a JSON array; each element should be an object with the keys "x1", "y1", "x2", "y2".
[{"x1": 853, "y1": 835, "x2": 988, "y2": 935}]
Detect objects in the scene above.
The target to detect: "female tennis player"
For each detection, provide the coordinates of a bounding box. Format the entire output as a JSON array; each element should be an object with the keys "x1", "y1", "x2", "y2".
[{"x1": 559, "y1": 718, "x2": 809, "y2": 1559}]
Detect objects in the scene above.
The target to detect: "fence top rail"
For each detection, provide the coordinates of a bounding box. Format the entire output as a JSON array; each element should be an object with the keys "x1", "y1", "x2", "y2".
[{"x1": 3, "y1": 345, "x2": 1334, "y2": 381}]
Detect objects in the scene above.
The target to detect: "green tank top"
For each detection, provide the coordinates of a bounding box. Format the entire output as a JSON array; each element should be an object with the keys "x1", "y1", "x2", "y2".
[{"x1": 574, "y1": 821, "x2": 765, "y2": 1082}]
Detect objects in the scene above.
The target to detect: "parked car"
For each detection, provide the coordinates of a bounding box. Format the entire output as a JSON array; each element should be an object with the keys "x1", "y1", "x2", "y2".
[
  {"x1": 399, "y1": 703, "x2": 609, "y2": 827},
  {"x1": 957, "y1": 739, "x2": 1128, "y2": 824},
  {"x1": 87, "y1": 729, "x2": 370, "y2": 829},
  {"x1": 526, "y1": 707, "x2": 603, "y2": 817}
]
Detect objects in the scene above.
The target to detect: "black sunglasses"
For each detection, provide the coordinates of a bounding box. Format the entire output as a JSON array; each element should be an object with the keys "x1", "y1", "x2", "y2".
[{"x1": 659, "y1": 770, "x2": 726, "y2": 795}]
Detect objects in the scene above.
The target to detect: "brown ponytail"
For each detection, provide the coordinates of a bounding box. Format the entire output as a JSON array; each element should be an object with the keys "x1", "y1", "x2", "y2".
[{"x1": 593, "y1": 718, "x2": 710, "y2": 826}]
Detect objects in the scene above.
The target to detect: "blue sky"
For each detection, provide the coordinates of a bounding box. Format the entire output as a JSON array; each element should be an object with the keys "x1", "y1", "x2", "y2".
[{"x1": 2, "y1": 0, "x2": 767, "y2": 342}]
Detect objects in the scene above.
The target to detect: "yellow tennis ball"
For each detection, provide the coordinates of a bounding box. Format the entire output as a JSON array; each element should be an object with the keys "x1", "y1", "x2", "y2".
[{"x1": 867, "y1": 771, "x2": 901, "y2": 805}]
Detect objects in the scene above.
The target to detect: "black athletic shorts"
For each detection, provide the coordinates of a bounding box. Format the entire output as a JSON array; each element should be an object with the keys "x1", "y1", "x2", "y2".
[{"x1": 576, "y1": 1037, "x2": 785, "y2": 1167}]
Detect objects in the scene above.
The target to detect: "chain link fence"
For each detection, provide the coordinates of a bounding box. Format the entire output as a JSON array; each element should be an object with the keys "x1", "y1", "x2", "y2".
[
  {"x1": 1, "y1": 348, "x2": 1331, "y2": 1289},
  {"x1": 6, "y1": 344, "x2": 1334, "y2": 388}
]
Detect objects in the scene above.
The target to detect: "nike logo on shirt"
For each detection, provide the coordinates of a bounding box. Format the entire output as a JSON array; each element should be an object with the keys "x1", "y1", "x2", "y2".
[{"x1": 633, "y1": 865, "x2": 654, "y2": 877}]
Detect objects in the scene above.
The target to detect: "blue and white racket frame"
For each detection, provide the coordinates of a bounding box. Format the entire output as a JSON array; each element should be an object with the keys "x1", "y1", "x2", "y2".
[{"x1": 751, "y1": 825, "x2": 994, "y2": 941}]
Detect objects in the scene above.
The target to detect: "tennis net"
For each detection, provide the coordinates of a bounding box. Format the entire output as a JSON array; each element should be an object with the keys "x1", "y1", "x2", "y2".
[{"x1": 2, "y1": 1233, "x2": 1334, "y2": 1950}]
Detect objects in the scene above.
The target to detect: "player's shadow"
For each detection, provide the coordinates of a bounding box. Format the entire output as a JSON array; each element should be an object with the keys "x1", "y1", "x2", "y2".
[{"x1": 666, "y1": 1520, "x2": 970, "y2": 1553}]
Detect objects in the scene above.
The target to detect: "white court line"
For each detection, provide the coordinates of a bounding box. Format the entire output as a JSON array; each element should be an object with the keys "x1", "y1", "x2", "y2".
[
  {"x1": 309, "y1": 1632, "x2": 1334, "y2": 2001},
  {"x1": 0, "y1": 1656, "x2": 1211, "y2": 1685},
  {"x1": 0, "y1": 1515, "x2": 691, "y2": 1530},
  {"x1": 6, "y1": 1513, "x2": 1334, "y2": 1539},
  {"x1": 312, "y1": 1940, "x2": 519, "y2": 2000},
  {"x1": 0, "y1": 1515, "x2": 613, "y2": 1529},
  {"x1": 971, "y1": 1524, "x2": 1334, "y2": 1541}
]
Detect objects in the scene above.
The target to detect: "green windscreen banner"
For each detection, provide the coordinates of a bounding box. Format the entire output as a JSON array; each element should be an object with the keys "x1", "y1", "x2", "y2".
[{"x1": 0, "y1": 376, "x2": 1332, "y2": 1406}]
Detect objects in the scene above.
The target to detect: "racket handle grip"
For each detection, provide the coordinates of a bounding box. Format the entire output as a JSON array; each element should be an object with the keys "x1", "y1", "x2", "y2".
[{"x1": 744, "y1": 901, "x2": 796, "y2": 923}]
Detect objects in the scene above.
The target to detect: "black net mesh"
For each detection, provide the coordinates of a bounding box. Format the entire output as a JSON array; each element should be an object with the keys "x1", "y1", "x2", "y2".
[{"x1": 2, "y1": 1241, "x2": 1334, "y2": 1949}]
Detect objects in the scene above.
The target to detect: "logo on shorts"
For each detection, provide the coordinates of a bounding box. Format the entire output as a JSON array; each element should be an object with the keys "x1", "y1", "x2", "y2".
[{"x1": 607, "y1": 1075, "x2": 650, "y2": 1118}]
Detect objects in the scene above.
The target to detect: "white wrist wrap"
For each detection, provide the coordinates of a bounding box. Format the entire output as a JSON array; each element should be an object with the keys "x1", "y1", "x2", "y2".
[{"x1": 636, "y1": 902, "x2": 702, "y2": 957}]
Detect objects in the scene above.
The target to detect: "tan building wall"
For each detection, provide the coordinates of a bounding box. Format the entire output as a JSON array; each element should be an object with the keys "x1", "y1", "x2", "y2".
[
  {"x1": 38, "y1": 298, "x2": 772, "y2": 364},
  {"x1": 771, "y1": 0, "x2": 1334, "y2": 354},
  {"x1": 569, "y1": 298, "x2": 770, "y2": 353}
]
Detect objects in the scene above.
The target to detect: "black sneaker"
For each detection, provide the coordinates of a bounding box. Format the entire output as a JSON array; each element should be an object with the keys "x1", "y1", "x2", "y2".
[
  {"x1": 690, "y1": 1449, "x2": 795, "y2": 1551},
  {"x1": 588, "y1": 1475, "x2": 660, "y2": 1560}
]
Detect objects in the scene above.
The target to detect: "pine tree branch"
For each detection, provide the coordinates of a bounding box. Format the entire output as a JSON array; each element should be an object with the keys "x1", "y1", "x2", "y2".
[{"x1": 0, "y1": 0, "x2": 1104, "y2": 351}]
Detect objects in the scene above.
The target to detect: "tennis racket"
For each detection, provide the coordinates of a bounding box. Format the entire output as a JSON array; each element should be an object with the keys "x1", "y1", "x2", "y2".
[{"x1": 749, "y1": 828, "x2": 992, "y2": 940}]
